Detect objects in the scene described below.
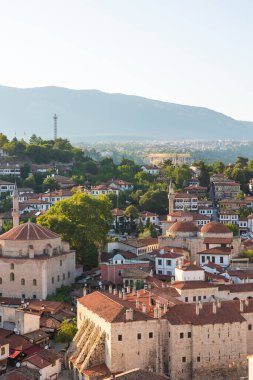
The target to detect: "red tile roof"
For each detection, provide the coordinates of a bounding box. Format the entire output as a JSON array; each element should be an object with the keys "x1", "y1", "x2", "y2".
[
  {"x1": 171, "y1": 281, "x2": 219, "y2": 290},
  {"x1": 198, "y1": 247, "x2": 231, "y2": 255},
  {"x1": 201, "y1": 221, "x2": 230, "y2": 234},
  {"x1": 178, "y1": 262, "x2": 203, "y2": 271},
  {"x1": 78, "y1": 291, "x2": 153, "y2": 323},
  {"x1": 203, "y1": 237, "x2": 233, "y2": 244},
  {"x1": 167, "y1": 301, "x2": 245, "y2": 325},
  {"x1": 169, "y1": 221, "x2": 198, "y2": 233},
  {"x1": 0, "y1": 222, "x2": 59, "y2": 241}
]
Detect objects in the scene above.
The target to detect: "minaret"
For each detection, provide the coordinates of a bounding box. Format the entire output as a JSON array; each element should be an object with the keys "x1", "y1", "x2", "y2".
[
  {"x1": 12, "y1": 183, "x2": 19, "y2": 228},
  {"x1": 168, "y1": 181, "x2": 175, "y2": 215}
]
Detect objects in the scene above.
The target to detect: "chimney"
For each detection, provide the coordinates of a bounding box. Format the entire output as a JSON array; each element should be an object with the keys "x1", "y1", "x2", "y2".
[
  {"x1": 136, "y1": 290, "x2": 140, "y2": 298},
  {"x1": 123, "y1": 292, "x2": 127, "y2": 301},
  {"x1": 213, "y1": 302, "x2": 217, "y2": 314},
  {"x1": 126, "y1": 286, "x2": 131, "y2": 294},
  {"x1": 149, "y1": 293, "x2": 152, "y2": 306},
  {"x1": 178, "y1": 261, "x2": 182, "y2": 269},
  {"x1": 132, "y1": 288, "x2": 136, "y2": 296},
  {"x1": 126, "y1": 308, "x2": 133, "y2": 321},
  {"x1": 217, "y1": 300, "x2": 221, "y2": 308},
  {"x1": 158, "y1": 307, "x2": 162, "y2": 319},
  {"x1": 199, "y1": 301, "x2": 203, "y2": 310},
  {"x1": 240, "y1": 299, "x2": 244, "y2": 312},
  {"x1": 136, "y1": 300, "x2": 140, "y2": 309},
  {"x1": 160, "y1": 248, "x2": 165, "y2": 255},
  {"x1": 196, "y1": 303, "x2": 200, "y2": 315},
  {"x1": 245, "y1": 298, "x2": 249, "y2": 306},
  {"x1": 162, "y1": 282, "x2": 165, "y2": 288},
  {"x1": 193, "y1": 260, "x2": 197, "y2": 265},
  {"x1": 109, "y1": 285, "x2": 113, "y2": 294},
  {"x1": 119, "y1": 291, "x2": 122, "y2": 299},
  {"x1": 113, "y1": 288, "x2": 117, "y2": 296},
  {"x1": 171, "y1": 278, "x2": 174, "y2": 284},
  {"x1": 83, "y1": 287, "x2": 87, "y2": 297},
  {"x1": 154, "y1": 307, "x2": 158, "y2": 318},
  {"x1": 163, "y1": 303, "x2": 168, "y2": 313},
  {"x1": 142, "y1": 303, "x2": 147, "y2": 313}
]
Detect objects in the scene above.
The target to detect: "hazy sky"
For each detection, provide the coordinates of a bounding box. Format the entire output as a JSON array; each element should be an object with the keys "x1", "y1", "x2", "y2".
[{"x1": 0, "y1": 0, "x2": 252, "y2": 120}]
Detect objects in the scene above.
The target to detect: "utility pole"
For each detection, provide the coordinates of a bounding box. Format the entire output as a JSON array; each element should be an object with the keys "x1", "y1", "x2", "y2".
[{"x1": 53, "y1": 114, "x2": 58, "y2": 141}]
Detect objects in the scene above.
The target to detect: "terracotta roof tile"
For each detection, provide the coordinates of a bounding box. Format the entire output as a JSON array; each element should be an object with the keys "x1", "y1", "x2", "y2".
[
  {"x1": 201, "y1": 221, "x2": 230, "y2": 234},
  {"x1": 0, "y1": 222, "x2": 59, "y2": 241}
]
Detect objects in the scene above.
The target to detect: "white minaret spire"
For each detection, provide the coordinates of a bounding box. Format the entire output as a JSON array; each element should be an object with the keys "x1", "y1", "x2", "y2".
[{"x1": 12, "y1": 182, "x2": 19, "y2": 228}]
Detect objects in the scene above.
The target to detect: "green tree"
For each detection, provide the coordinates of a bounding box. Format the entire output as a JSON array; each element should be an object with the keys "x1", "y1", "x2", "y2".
[
  {"x1": 124, "y1": 205, "x2": 139, "y2": 220},
  {"x1": 139, "y1": 190, "x2": 167, "y2": 214},
  {"x1": 37, "y1": 192, "x2": 112, "y2": 268},
  {"x1": 224, "y1": 223, "x2": 239, "y2": 236},
  {"x1": 0, "y1": 133, "x2": 9, "y2": 147},
  {"x1": 55, "y1": 318, "x2": 77, "y2": 343},
  {"x1": 236, "y1": 156, "x2": 248, "y2": 168},
  {"x1": 29, "y1": 134, "x2": 43, "y2": 145}
]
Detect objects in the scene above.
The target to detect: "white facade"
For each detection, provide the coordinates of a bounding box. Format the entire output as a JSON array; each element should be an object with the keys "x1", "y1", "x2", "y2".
[
  {"x1": 155, "y1": 252, "x2": 183, "y2": 276},
  {"x1": 199, "y1": 253, "x2": 230, "y2": 267},
  {"x1": 141, "y1": 166, "x2": 160, "y2": 175},
  {"x1": 175, "y1": 266, "x2": 205, "y2": 282},
  {"x1": 174, "y1": 194, "x2": 198, "y2": 211}
]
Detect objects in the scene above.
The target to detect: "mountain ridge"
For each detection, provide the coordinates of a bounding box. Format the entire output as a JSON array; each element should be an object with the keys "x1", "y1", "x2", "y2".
[{"x1": 0, "y1": 85, "x2": 251, "y2": 140}]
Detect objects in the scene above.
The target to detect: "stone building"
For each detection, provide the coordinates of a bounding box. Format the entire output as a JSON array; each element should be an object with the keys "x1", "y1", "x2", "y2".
[
  {"x1": 0, "y1": 222, "x2": 76, "y2": 299},
  {"x1": 159, "y1": 221, "x2": 241, "y2": 264},
  {"x1": 0, "y1": 189, "x2": 76, "y2": 299},
  {"x1": 68, "y1": 289, "x2": 253, "y2": 380}
]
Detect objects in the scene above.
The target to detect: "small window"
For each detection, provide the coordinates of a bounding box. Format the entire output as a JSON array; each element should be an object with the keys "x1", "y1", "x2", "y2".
[
  {"x1": 33, "y1": 294, "x2": 36, "y2": 299},
  {"x1": 182, "y1": 357, "x2": 186, "y2": 363},
  {"x1": 52, "y1": 277, "x2": 54, "y2": 284},
  {"x1": 68, "y1": 271, "x2": 70, "y2": 279},
  {"x1": 57, "y1": 275, "x2": 60, "y2": 282},
  {"x1": 63, "y1": 273, "x2": 65, "y2": 280},
  {"x1": 180, "y1": 333, "x2": 184, "y2": 339},
  {"x1": 197, "y1": 356, "x2": 200, "y2": 362},
  {"x1": 10, "y1": 263, "x2": 14, "y2": 270},
  {"x1": 118, "y1": 335, "x2": 122, "y2": 341},
  {"x1": 1, "y1": 347, "x2": 5, "y2": 355},
  {"x1": 188, "y1": 332, "x2": 191, "y2": 338},
  {"x1": 33, "y1": 279, "x2": 37, "y2": 286},
  {"x1": 185, "y1": 297, "x2": 188, "y2": 302},
  {"x1": 10, "y1": 273, "x2": 14, "y2": 281},
  {"x1": 0, "y1": 278, "x2": 2, "y2": 285},
  {"x1": 137, "y1": 333, "x2": 141, "y2": 340},
  {"x1": 158, "y1": 259, "x2": 162, "y2": 265},
  {"x1": 149, "y1": 332, "x2": 153, "y2": 338},
  {"x1": 21, "y1": 278, "x2": 25, "y2": 285},
  {"x1": 22, "y1": 294, "x2": 25, "y2": 299},
  {"x1": 198, "y1": 296, "x2": 201, "y2": 301},
  {"x1": 60, "y1": 260, "x2": 62, "y2": 266},
  {"x1": 248, "y1": 324, "x2": 252, "y2": 331},
  {"x1": 220, "y1": 256, "x2": 224, "y2": 264},
  {"x1": 203, "y1": 296, "x2": 206, "y2": 299},
  {"x1": 193, "y1": 296, "x2": 196, "y2": 302}
]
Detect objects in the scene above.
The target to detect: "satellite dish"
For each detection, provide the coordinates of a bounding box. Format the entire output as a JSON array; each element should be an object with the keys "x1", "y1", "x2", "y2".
[{"x1": 16, "y1": 362, "x2": 21, "y2": 367}]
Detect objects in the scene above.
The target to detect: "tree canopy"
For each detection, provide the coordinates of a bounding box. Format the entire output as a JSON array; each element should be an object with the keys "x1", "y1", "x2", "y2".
[{"x1": 37, "y1": 192, "x2": 112, "y2": 268}]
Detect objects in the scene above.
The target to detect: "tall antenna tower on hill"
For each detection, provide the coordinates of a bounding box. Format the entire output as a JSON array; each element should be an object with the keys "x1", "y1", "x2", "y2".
[{"x1": 53, "y1": 114, "x2": 58, "y2": 140}]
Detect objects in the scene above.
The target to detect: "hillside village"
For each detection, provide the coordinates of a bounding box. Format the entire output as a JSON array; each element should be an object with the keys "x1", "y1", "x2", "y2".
[{"x1": 2, "y1": 135, "x2": 253, "y2": 378}]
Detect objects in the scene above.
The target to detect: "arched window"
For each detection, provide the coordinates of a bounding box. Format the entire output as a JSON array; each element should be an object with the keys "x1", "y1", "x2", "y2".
[
  {"x1": 0, "y1": 278, "x2": 2, "y2": 284},
  {"x1": 10, "y1": 273, "x2": 15, "y2": 281},
  {"x1": 10, "y1": 263, "x2": 14, "y2": 270},
  {"x1": 21, "y1": 278, "x2": 25, "y2": 285},
  {"x1": 33, "y1": 279, "x2": 37, "y2": 286}
]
